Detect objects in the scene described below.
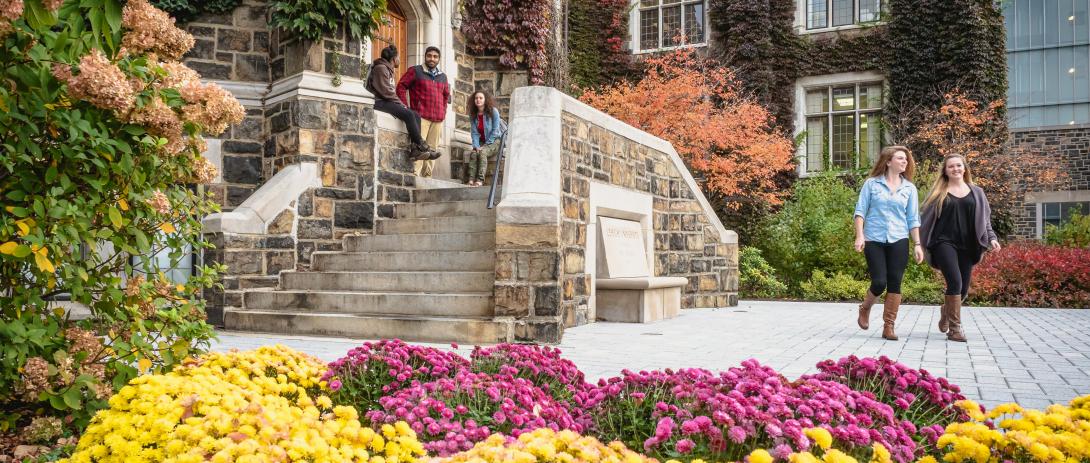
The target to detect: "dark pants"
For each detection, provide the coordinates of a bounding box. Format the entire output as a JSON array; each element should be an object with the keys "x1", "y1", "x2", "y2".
[
  {"x1": 374, "y1": 100, "x2": 425, "y2": 146},
  {"x1": 863, "y1": 239, "x2": 909, "y2": 295},
  {"x1": 930, "y1": 242, "x2": 975, "y2": 297}
]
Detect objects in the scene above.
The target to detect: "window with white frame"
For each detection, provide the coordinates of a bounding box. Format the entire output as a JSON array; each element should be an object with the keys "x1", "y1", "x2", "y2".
[
  {"x1": 1042, "y1": 201, "x2": 1090, "y2": 229},
  {"x1": 804, "y1": 82, "x2": 883, "y2": 172},
  {"x1": 638, "y1": 0, "x2": 706, "y2": 51},
  {"x1": 805, "y1": 0, "x2": 882, "y2": 30}
]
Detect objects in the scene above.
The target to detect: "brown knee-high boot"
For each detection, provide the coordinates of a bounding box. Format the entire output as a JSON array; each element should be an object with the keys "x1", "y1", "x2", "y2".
[
  {"x1": 938, "y1": 301, "x2": 949, "y2": 333},
  {"x1": 882, "y1": 293, "x2": 901, "y2": 340},
  {"x1": 946, "y1": 294, "x2": 967, "y2": 342},
  {"x1": 858, "y1": 291, "x2": 879, "y2": 330}
]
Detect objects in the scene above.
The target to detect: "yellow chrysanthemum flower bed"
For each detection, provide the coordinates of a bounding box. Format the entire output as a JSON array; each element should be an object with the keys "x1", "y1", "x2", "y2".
[
  {"x1": 62, "y1": 345, "x2": 427, "y2": 463},
  {"x1": 433, "y1": 428, "x2": 659, "y2": 463},
  {"x1": 747, "y1": 429, "x2": 893, "y2": 463},
  {"x1": 928, "y1": 395, "x2": 1090, "y2": 463}
]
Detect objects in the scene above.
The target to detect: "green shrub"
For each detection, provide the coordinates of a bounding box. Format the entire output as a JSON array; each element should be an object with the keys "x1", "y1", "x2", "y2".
[
  {"x1": 1044, "y1": 210, "x2": 1090, "y2": 248},
  {"x1": 739, "y1": 246, "x2": 789, "y2": 298},
  {"x1": 1, "y1": 0, "x2": 240, "y2": 431},
  {"x1": 150, "y1": 0, "x2": 240, "y2": 22},
  {"x1": 271, "y1": 0, "x2": 388, "y2": 41},
  {"x1": 901, "y1": 266, "x2": 944, "y2": 304},
  {"x1": 756, "y1": 172, "x2": 865, "y2": 288},
  {"x1": 800, "y1": 270, "x2": 869, "y2": 301}
]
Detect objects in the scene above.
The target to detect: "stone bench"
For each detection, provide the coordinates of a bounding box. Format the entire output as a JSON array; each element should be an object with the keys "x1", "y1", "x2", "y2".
[
  {"x1": 596, "y1": 276, "x2": 688, "y2": 323},
  {"x1": 594, "y1": 215, "x2": 686, "y2": 323}
]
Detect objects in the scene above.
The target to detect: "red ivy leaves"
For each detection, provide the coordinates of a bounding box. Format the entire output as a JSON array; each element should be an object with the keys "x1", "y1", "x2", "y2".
[
  {"x1": 973, "y1": 242, "x2": 1090, "y2": 308},
  {"x1": 460, "y1": 0, "x2": 551, "y2": 84}
]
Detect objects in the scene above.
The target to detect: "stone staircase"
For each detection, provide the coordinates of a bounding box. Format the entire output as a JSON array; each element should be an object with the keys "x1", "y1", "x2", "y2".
[{"x1": 223, "y1": 183, "x2": 511, "y2": 343}]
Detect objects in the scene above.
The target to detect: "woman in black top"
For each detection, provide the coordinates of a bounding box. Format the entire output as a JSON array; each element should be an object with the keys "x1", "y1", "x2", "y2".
[{"x1": 919, "y1": 154, "x2": 1001, "y2": 342}]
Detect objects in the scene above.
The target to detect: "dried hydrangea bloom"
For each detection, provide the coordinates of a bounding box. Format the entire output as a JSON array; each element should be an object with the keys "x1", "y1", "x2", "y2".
[
  {"x1": 0, "y1": 0, "x2": 22, "y2": 21},
  {"x1": 128, "y1": 97, "x2": 184, "y2": 154},
  {"x1": 124, "y1": 274, "x2": 145, "y2": 297},
  {"x1": 64, "y1": 327, "x2": 102, "y2": 354},
  {"x1": 157, "y1": 60, "x2": 200, "y2": 90},
  {"x1": 121, "y1": 0, "x2": 193, "y2": 61},
  {"x1": 191, "y1": 154, "x2": 218, "y2": 184},
  {"x1": 145, "y1": 190, "x2": 171, "y2": 215},
  {"x1": 179, "y1": 81, "x2": 245, "y2": 135},
  {"x1": 51, "y1": 49, "x2": 136, "y2": 113},
  {"x1": 0, "y1": 21, "x2": 12, "y2": 37},
  {"x1": 42, "y1": 0, "x2": 62, "y2": 11},
  {"x1": 20, "y1": 356, "x2": 50, "y2": 400}
]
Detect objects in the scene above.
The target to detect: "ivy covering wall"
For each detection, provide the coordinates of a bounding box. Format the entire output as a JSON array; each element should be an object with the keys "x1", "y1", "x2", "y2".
[
  {"x1": 461, "y1": 0, "x2": 552, "y2": 84},
  {"x1": 568, "y1": 0, "x2": 634, "y2": 91},
  {"x1": 150, "y1": 0, "x2": 240, "y2": 22}
]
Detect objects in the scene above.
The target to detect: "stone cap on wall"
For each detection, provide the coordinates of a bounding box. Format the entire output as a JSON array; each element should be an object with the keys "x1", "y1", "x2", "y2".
[
  {"x1": 498, "y1": 86, "x2": 736, "y2": 244},
  {"x1": 203, "y1": 162, "x2": 321, "y2": 234}
]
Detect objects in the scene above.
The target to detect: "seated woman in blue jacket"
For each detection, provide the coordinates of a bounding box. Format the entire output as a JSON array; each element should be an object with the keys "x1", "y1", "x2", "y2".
[{"x1": 467, "y1": 90, "x2": 505, "y2": 186}]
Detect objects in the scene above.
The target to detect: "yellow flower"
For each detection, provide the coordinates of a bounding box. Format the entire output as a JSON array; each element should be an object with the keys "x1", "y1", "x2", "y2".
[
  {"x1": 805, "y1": 427, "x2": 834, "y2": 450},
  {"x1": 748, "y1": 449, "x2": 774, "y2": 463}
]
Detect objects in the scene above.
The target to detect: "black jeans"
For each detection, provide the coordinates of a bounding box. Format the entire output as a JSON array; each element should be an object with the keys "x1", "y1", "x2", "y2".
[
  {"x1": 930, "y1": 242, "x2": 975, "y2": 297},
  {"x1": 863, "y1": 239, "x2": 909, "y2": 295},
  {"x1": 374, "y1": 100, "x2": 425, "y2": 146}
]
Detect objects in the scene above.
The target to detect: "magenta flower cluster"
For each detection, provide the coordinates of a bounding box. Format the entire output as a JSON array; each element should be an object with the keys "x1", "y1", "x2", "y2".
[
  {"x1": 808, "y1": 355, "x2": 974, "y2": 447},
  {"x1": 365, "y1": 370, "x2": 588, "y2": 455},
  {"x1": 325, "y1": 341, "x2": 591, "y2": 456},
  {"x1": 584, "y1": 360, "x2": 920, "y2": 463}
]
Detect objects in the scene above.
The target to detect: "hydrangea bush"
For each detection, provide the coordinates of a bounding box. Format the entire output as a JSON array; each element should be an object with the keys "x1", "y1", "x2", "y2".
[{"x1": 1, "y1": 0, "x2": 242, "y2": 431}]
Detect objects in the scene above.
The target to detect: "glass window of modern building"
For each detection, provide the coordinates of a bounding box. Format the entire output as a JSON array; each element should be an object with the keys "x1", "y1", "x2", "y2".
[{"x1": 1005, "y1": 0, "x2": 1090, "y2": 129}]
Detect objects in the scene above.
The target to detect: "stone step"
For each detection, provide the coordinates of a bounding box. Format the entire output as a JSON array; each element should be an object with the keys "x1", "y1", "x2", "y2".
[
  {"x1": 223, "y1": 310, "x2": 510, "y2": 344},
  {"x1": 414, "y1": 177, "x2": 467, "y2": 190},
  {"x1": 243, "y1": 289, "x2": 494, "y2": 318},
  {"x1": 311, "y1": 250, "x2": 494, "y2": 271},
  {"x1": 414, "y1": 187, "x2": 491, "y2": 203},
  {"x1": 280, "y1": 271, "x2": 493, "y2": 292},
  {"x1": 395, "y1": 200, "x2": 492, "y2": 219},
  {"x1": 376, "y1": 216, "x2": 496, "y2": 234},
  {"x1": 343, "y1": 232, "x2": 494, "y2": 252}
]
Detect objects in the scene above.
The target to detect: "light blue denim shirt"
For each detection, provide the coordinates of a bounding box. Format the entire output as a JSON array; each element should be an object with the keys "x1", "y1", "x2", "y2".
[{"x1": 854, "y1": 176, "x2": 921, "y2": 243}]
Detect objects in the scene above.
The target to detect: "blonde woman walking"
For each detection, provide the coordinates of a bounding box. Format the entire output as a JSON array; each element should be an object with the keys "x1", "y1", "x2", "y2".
[
  {"x1": 919, "y1": 154, "x2": 1000, "y2": 342},
  {"x1": 855, "y1": 146, "x2": 924, "y2": 341}
]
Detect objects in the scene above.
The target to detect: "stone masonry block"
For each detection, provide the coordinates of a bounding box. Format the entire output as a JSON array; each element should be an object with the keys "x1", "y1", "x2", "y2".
[
  {"x1": 495, "y1": 285, "x2": 530, "y2": 317},
  {"x1": 496, "y1": 224, "x2": 558, "y2": 248}
]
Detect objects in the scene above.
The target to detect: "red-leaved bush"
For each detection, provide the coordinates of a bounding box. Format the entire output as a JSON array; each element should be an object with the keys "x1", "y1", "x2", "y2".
[{"x1": 972, "y1": 242, "x2": 1090, "y2": 308}]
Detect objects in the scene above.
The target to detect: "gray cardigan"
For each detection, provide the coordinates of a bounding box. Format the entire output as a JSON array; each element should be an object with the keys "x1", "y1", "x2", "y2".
[{"x1": 919, "y1": 183, "x2": 998, "y2": 267}]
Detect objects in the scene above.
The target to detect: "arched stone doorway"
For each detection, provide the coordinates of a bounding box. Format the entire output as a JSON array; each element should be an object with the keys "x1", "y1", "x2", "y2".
[{"x1": 370, "y1": 2, "x2": 408, "y2": 78}]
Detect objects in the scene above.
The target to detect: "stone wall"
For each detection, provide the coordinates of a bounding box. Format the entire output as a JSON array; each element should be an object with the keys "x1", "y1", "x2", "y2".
[
  {"x1": 494, "y1": 87, "x2": 739, "y2": 342},
  {"x1": 1009, "y1": 126, "x2": 1090, "y2": 238},
  {"x1": 182, "y1": 0, "x2": 270, "y2": 82},
  {"x1": 559, "y1": 114, "x2": 739, "y2": 317}
]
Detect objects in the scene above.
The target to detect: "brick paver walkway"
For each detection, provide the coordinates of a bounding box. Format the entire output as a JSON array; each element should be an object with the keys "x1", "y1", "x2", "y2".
[{"x1": 213, "y1": 301, "x2": 1090, "y2": 409}]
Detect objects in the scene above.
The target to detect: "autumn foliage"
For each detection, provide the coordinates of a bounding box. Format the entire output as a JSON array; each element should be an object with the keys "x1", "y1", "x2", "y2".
[
  {"x1": 579, "y1": 50, "x2": 795, "y2": 209},
  {"x1": 905, "y1": 91, "x2": 1063, "y2": 233},
  {"x1": 972, "y1": 242, "x2": 1090, "y2": 308}
]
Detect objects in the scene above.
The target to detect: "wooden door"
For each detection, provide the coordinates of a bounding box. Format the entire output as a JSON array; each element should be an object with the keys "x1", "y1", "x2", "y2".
[{"x1": 371, "y1": 3, "x2": 408, "y2": 79}]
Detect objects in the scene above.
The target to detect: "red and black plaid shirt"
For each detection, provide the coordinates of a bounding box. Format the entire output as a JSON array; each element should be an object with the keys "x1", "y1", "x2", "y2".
[{"x1": 396, "y1": 65, "x2": 450, "y2": 122}]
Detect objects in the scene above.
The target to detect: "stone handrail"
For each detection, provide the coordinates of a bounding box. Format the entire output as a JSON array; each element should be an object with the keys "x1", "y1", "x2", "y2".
[{"x1": 202, "y1": 162, "x2": 321, "y2": 234}]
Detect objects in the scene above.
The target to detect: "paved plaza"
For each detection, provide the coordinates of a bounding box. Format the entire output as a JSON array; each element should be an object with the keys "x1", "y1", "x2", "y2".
[{"x1": 213, "y1": 300, "x2": 1090, "y2": 410}]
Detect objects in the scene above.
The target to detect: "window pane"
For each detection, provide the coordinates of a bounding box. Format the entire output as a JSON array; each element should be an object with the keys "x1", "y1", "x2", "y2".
[
  {"x1": 1060, "y1": 202, "x2": 1090, "y2": 221},
  {"x1": 807, "y1": 0, "x2": 827, "y2": 29},
  {"x1": 859, "y1": 112, "x2": 882, "y2": 167},
  {"x1": 859, "y1": 0, "x2": 881, "y2": 22},
  {"x1": 806, "y1": 89, "x2": 829, "y2": 114},
  {"x1": 640, "y1": 0, "x2": 658, "y2": 7},
  {"x1": 662, "y1": 0, "x2": 681, "y2": 4},
  {"x1": 859, "y1": 83, "x2": 883, "y2": 109},
  {"x1": 1044, "y1": 202, "x2": 1061, "y2": 219},
  {"x1": 662, "y1": 5, "x2": 682, "y2": 47},
  {"x1": 640, "y1": 9, "x2": 659, "y2": 50},
  {"x1": 806, "y1": 117, "x2": 827, "y2": 172},
  {"x1": 831, "y1": 114, "x2": 856, "y2": 169},
  {"x1": 832, "y1": 0, "x2": 853, "y2": 26},
  {"x1": 832, "y1": 86, "x2": 855, "y2": 110},
  {"x1": 684, "y1": 2, "x2": 705, "y2": 44}
]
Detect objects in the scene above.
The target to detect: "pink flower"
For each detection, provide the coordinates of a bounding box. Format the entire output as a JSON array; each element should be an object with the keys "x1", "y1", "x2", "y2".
[{"x1": 675, "y1": 439, "x2": 695, "y2": 454}]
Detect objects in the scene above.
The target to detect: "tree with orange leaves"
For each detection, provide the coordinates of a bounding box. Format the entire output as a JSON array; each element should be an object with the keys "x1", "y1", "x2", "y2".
[
  {"x1": 579, "y1": 49, "x2": 795, "y2": 209},
  {"x1": 904, "y1": 90, "x2": 1064, "y2": 234}
]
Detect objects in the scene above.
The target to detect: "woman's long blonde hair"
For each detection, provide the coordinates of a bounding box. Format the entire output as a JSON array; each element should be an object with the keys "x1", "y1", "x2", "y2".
[
  {"x1": 923, "y1": 154, "x2": 974, "y2": 213},
  {"x1": 868, "y1": 145, "x2": 916, "y2": 181}
]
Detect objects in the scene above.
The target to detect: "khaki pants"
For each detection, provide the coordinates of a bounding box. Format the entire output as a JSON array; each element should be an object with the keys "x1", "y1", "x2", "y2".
[{"x1": 415, "y1": 119, "x2": 443, "y2": 177}]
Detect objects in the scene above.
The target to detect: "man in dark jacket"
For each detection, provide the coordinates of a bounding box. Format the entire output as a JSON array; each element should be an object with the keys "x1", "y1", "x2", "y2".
[
  {"x1": 397, "y1": 46, "x2": 450, "y2": 178},
  {"x1": 367, "y1": 45, "x2": 439, "y2": 161}
]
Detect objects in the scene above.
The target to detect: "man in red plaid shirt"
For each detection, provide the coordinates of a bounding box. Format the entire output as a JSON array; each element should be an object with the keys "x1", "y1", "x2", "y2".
[{"x1": 397, "y1": 46, "x2": 450, "y2": 178}]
